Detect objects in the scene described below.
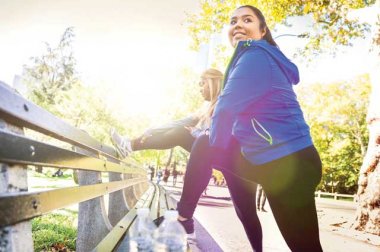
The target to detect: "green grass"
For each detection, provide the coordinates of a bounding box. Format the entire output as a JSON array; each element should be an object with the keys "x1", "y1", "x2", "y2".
[
  {"x1": 28, "y1": 168, "x2": 116, "y2": 251},
  {"x1": 30, "y1": 170, "x2": 73, "y2": 180},
  {"x1": 32, "y1": 212, "x2": 77, "y2": 251}
]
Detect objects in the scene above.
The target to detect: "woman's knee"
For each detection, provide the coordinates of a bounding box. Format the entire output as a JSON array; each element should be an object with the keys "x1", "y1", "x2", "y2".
[
  {"x1": 227, "y1": 178, "x2": 258, "y2": 221},
  {"x1": 233, "y1": 204, "x2": 260, "y2": 227},
  {"x1": 186, "y1": 134, "x2": 212, "y2": 172},
  {"x1": 191, "y1": 134, "x2": 210, "y2": 152}
]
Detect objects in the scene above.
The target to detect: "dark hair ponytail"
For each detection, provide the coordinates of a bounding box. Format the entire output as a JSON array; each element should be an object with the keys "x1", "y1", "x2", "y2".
[{"x1": 238, "y1": 5, "x2": 278, "y2": 47}]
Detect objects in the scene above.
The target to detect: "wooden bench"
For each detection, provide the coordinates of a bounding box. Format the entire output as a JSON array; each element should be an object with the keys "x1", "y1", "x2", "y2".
[{"x1": 0, "y1": 81, "x2": 176, "y2": 251}]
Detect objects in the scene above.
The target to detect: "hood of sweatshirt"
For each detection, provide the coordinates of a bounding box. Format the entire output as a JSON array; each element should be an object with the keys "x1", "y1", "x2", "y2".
[{"x1": 239, "y1": 39, "x2": 300, "y2": 85}]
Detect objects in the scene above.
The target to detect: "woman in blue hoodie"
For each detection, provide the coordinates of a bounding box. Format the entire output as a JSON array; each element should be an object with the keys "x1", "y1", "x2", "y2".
[{"x1": 177, "y1": 5, "x2": 323, "y2": 252}]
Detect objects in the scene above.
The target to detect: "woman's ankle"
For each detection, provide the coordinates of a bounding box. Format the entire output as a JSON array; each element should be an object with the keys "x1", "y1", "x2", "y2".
[{"x1": 178, "y1": 215, "x2": 188, "y2": 221}]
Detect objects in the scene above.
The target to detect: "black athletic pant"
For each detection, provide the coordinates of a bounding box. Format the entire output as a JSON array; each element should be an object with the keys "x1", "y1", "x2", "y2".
[{"x1": 177, "y1": 134, "x2": 322, "y2": 252}]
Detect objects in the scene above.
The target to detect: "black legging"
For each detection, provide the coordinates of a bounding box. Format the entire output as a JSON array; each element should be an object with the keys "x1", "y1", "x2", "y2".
[
  {"x1": 177, "y1": 135, "x2": 323, "y2": 252},
  {"x1": 132, "y1": 126, "x2": 195, "y2": 152}
]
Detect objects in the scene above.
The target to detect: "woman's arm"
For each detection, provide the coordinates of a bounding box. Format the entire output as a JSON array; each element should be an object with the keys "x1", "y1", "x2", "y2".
[{"x1": 210, "y1": 48, "x2": 272, "y2": 149}]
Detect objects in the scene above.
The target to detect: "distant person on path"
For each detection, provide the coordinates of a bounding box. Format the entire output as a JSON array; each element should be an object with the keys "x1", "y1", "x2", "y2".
[
  {"x1": 156, "y1": 169, "x2": 162, "y2": 185},
  {"x1": 176, "y1": 5, "x2": 322, "y2": 252},
  {"x1": 212, "y1": 174, "x2": 217, "y2": 185},
  {"x1": 256, "y1": 184, "x2": 267, "y2": 212},
  {"x1": 163, "y1": 168, "x2": 170, "y2": 185},
  {"x1": 172, "y1": 163, "x2": 179, "y2": 187},
  {"x1": 149, "y1": 165, "x2": 155, "y2": 181}
]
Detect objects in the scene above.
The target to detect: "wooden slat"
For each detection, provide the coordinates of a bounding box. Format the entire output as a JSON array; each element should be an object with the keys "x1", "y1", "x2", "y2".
[
  {"x1": 134, "y1": 185, "x2": 155, "y2": 209},
  {"x1": 159, "y1": 186, "x2": 169, "y2": 218},
  {"x1": 165, "y1": 190, "x2": 177, "y2": 210},
  {"x1": 0, "y1": 130, "x2": 145, "y2": 175},
  {"x1": 0, "y1": 82, "x2": 116, "y2": 160},
  {"x1": 0, "y1": 177, "x2": 147, "y2": 227},
  {"x1": 93, "y1": 185, "x2": 156, "y2": 252},
  {"x1": 149, "y1": 184, "x2": 160, "y2": 221}
]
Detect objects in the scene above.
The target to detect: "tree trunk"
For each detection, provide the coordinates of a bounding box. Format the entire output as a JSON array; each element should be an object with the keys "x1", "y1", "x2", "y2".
[
  {"x1": 353, "y1": 121, "x2": 380, "y2": 235},
  {"x1": 352, "y1": 2, "x2": 380, "y2": 235},
  {"x1": 165, "y1": 148, "x2": 174, "y2": 169}
]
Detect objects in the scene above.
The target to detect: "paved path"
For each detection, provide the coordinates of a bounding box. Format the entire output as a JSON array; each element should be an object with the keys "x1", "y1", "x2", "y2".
[{"x1": 162, "y1": 180, "x2": 380, "y2": 252}]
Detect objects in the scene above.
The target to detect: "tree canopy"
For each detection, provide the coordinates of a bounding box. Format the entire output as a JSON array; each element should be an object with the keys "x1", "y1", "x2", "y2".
[
  {"x1": 23, "y1": 27, "x2": 79, "y2": 108},
  {"x1": 297, "y1": 75, "x2": 371, "y2": 194},
  {"x1": 186, "y1": 0, "x2": 374, "y2": 55}
]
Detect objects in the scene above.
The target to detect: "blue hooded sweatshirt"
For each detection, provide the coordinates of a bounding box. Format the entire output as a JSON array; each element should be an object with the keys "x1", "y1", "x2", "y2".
[{"x1": 209, "y1": 39, "x2": 313, "y2": 165}]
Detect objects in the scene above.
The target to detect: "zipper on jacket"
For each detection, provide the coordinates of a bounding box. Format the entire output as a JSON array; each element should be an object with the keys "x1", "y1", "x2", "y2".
[
  {"x1": 222, "y1": 41, "x2": 248, "y2": 89},
  {"x1": 251, "y1": 118, "x2": 273, "y2": 145}
]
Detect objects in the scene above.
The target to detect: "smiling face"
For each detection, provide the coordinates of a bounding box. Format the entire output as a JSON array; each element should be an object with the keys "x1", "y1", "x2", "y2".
[{"x1": 228, "y1": 7, "x2": 266, "y2": 47}]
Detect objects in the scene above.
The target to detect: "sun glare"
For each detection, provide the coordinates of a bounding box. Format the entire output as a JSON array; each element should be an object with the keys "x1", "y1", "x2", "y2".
[{"x1": 73, "y1": 30, "x2": 198, "y2": 120}]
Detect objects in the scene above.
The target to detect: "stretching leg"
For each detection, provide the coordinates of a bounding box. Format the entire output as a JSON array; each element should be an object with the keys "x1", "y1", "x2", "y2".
[
  {"x1": 178, "y1": 135, "x2": 263, "y2": 251},
  {"x1": 176, "y1": 135, "x2": 213, "y2": 218},
  {"x1": 133, "y1": 126, "x2": 194, "y2": 152}
]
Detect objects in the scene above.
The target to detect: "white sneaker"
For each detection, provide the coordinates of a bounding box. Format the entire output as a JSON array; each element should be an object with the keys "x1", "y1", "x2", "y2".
[
  {"x1": 178, "y1": 218, "x2": 196, "y2": 241},
  {"x1": 110, "y1": 128, "x2": 132, "y2": 159},
  {"x1": 187, "y1": 232, "x2": 196, "y2": 241}
]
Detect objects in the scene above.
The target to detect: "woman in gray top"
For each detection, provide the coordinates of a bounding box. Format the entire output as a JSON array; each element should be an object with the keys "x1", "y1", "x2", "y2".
[{"x1": 110, "y1": 68, "x2": 223, "y2": 158}]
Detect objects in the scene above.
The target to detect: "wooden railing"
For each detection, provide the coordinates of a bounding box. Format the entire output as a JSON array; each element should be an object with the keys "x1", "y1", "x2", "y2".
[
  {"x1": 315, "y1": 190, "x2": 355, "y2": 201},
  {"x1": 0, "y1": 81, "x2": 175, "y2": 251}
]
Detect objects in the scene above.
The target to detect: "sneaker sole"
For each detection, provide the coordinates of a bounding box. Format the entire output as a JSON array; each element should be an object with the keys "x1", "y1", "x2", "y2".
[{"x1": 187, "y1": 232, "x2": 196, "y2": 241}]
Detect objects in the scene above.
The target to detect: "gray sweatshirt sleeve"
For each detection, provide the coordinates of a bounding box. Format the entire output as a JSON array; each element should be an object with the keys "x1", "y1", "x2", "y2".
[{"x1": 144, "y1": 115, "x2": 199, "y2": 135}]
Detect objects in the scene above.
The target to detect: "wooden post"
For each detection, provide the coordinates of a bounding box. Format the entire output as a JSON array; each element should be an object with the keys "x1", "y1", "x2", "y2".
[
  {"x1": 0, "y1": 119, "x2": 33, "y2": 252},
  {"x1": 76, "y1": 148, "x2": 112, "y2": 252},
  {"x1": 133, "y1": 174, "x2": 146, "y2": 201},
  {"x1": 123, "y1": 173, "x2": 139, "y2": 208},
  {"x1": 108, "y1": 172, "x2": 129, "y2": 226}
]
